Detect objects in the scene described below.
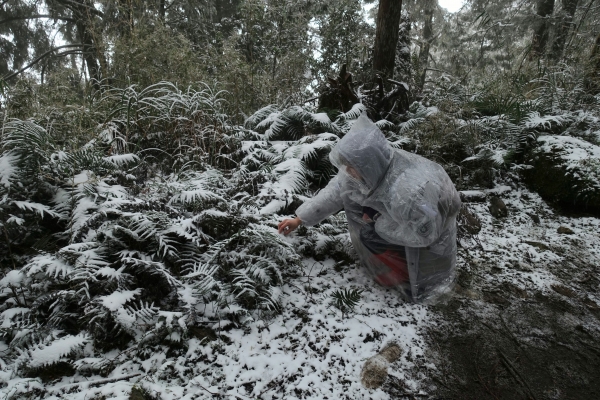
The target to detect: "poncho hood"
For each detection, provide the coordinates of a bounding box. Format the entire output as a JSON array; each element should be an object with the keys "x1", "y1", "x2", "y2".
[{"x1": 329, "y1": 114, "x2": 393, "y2": 190}]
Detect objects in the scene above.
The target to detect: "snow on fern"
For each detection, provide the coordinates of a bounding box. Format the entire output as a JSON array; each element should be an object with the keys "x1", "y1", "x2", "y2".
[
  {"x1": 103, "y1": 153, "x2": 140, "y2": 166},
  {"x1": 0, "y1": 270, "x2": 26, "y2": 288},
  {"x1": 26, "y1": 334, "x2": 89, "y2": 368},
  {"x1": 13, "y1": 201, "x2": 61, "y2": 219},
  {"x1": 0, "y1": 153, "x2": 17, "y2": 188},
  {"x1": 100, "y1": 289, "x2": 142, "y2": 312},
  {"x1": 23, "y1": 255, "x2": 72, "y2": 279},
  {"x1": 523, "y1": 112, "x2": 568, "y2": 130}
]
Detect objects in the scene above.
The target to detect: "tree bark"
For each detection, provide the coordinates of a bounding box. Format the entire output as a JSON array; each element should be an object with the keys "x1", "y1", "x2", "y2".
[
  {"x1": 51, "y1": 0, "x2": 105, "y2": 88},
  {"x1": 372, "y1": 0, "x2": 403, "y2": 78},
  {"x1": 159, "y1": 0, "x2": 166, "y2": 21},
  {"x1": 417, "y1": 3, "x2": 434, "y2": 92},
  {"x1": 530, "y1": 0, "x2": 555, "y2": 59},
  {"x1": 395, "y1": 14, "x2": 412, "y2": 85},
  {"x1": 550, "y1": 0, "x2": 579, "y2": 60},
  {"x1": 587, "y1": 32, "x2": 600, "y2": 93},
  {"x1": 77, "y1": 21, "x2": 101, "y2": 88}
]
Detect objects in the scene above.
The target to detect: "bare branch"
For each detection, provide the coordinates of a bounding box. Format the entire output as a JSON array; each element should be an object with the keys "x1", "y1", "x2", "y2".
[
  {"x1": 0, "y1": 14, "x2": 76, "y2": 25},
  {"x1": 3, "y1": 44, "x2": 83, "y2": 81},
  {"x1": 53, "y1": 0, "x2": 105, "y2": 18}
]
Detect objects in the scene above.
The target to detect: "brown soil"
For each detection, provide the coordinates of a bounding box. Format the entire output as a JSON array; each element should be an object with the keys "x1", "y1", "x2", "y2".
[{"x1": 422, "y1": 271, "x2": 600, "y2": 400}]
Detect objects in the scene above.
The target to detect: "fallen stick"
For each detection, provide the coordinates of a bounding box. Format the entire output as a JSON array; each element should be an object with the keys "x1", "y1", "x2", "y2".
[
  {"x1": 46, "y1": 373, "x2": 142, "y2": 393},
  {"x1": 497, "y1": 350, "x2": 537, "y2": 400}
]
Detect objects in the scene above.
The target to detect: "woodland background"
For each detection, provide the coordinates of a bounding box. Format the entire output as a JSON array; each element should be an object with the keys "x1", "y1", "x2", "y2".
[{"x1": 1, "y1": 0, "x2": 600, "y2": 399}]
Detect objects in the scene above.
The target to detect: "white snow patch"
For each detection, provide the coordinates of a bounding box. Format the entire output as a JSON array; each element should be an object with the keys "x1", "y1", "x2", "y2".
[
  {"x1": 28, "y1": 334, "x2": 89, "y2": 368},
  {"x1": 103, "y1": 153, "x2": 139, "y2": 166},
  {"x1": 100, "y1": 289, "x2": 141, "y2": 311},
  {"x1": 0, "y1": 270, "x2": 26, "y2": 287},
  {"x1": 0, "y1": 153, "x2": 17, "y2": 188}
]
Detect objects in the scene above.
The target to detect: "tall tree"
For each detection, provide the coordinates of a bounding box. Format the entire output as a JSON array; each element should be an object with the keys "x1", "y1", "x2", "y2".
[
  {"x1": 394, "y1": 14, "x2": 412, "y2": 86},
  {"x1": 312, "y1": 0, "x2": 374, "y2": 84},
  {"x1": 417, "y1": 0, "x2": 436, "y2": 92},
  {"x1": 530, "y1": 0, "x2": 555, "y2": 59},
  {"x1": 550, "y1": 0, "x2": 579, "y2": 60},
  {"x1": 0, "y1": 0, "x2": 65, "y2": 78},
  {"x1": 1, "y1": 0, "x2": 107, "y2": 86},
  {"x1": 68, "y1": 0, "x2": 105, "y2": 86},
  {"x1": 372, "y1": 0, "x2": 403, "y2": 77},
  {"x1": 587, "y1": 32, "x2": 600, "y2": 93}
]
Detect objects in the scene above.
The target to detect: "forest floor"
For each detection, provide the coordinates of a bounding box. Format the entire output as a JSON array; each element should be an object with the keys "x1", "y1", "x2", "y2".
[
  {"x1": 161, "y1": 181, "x2": 600, "y2": 400},
  {"x1": 7, "y1": 182, "x2": 600, "y2": 400},
  {"x1": 423, "y1": 183, "x2": 600, "y2": 400}
]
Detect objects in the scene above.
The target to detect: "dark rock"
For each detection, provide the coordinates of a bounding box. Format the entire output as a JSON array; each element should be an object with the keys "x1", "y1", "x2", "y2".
[
  {"x1": 130, "y1": 387, "x2": 156, "y2": 400},
  {"x1": 523, "y1": 135, "x2": 600, "y2": 216},
  {"x1": 483, "y1": 291, "x2": 509, "y2": 305},
  {"x1": 551, "y1": 284, "x2": 577, "y2": 298},
  {"x1": 458, "y1": 204, "x2": 482, "y2": 234},
  {"x1": 527, "y1": 213, "x2": 541, "y2": 223},
  {"x1": 189, "y1": 326, "x2": 217, "y2": 342},
  {"x1": 488, "y1": 196, "x2": 508, "y2": 218},
  {"x1": 524, "y1": 241, "x2": 550, "y2": 251},
  {"x1": 557, "y1": 226, "x2": 575, "y2": 234},
  {"x1": 129, "y1": 387, "x2": 147, "y2": 400}
]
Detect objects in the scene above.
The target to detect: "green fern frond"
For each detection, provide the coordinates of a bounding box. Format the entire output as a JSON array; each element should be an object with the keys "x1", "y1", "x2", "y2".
[{"x1": 329, "y1": 288, "x2": 363, "y2": 315}]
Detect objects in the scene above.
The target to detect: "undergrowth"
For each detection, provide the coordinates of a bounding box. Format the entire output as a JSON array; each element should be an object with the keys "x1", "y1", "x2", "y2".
[{"x1": 1, "y1": 63, "x2": 599, "y2": 395}]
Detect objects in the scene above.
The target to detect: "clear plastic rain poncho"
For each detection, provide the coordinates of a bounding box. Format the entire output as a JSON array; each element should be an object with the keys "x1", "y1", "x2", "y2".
[{"x1": 296, "y1": 115, "x2": 461, "y2": 303}]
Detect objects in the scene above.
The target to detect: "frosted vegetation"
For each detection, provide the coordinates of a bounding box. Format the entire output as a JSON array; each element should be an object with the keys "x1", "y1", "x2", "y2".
[
  {"x1": 2, "y1": 69, "x2": 599, "y2": 397},
  {"x1": 2, "y1": 0, "x2": 600, "y2": 397}
]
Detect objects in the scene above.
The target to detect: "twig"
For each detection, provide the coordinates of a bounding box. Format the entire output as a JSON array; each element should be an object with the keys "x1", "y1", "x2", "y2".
[
  {"x1": 47, "y1": 373, "x2": 142, "y2": 393},
  {"x1": 499, "y1": 314, "x2": 522, "y2": 349},
  {"x1": 497, "y1": 350, "x2": 538, "y2": 400},
  {"x1": 472, "y1": 345, "x2": 501, "y2": 400},
  {"x1": 577, "y1": 339, "x2": 600, "y2": 355}
]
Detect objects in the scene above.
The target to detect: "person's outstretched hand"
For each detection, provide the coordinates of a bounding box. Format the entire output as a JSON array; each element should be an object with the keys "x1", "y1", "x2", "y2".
[{"x1": 278, "y1": 216, "x2": 302, "y2": 235}]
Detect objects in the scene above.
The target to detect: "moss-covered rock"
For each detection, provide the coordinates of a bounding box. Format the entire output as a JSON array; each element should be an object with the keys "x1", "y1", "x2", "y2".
[{"x1": 524, "y1": 135, "x2": 600, "y2": 215}]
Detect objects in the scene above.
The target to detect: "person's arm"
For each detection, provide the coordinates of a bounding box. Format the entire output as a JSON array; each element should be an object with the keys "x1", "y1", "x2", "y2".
[
  {"x1": 278, "y1": 175, "x2": 344, "y2": 235},
  {"x1": 295, "y1": 174, "x2": 344, "y2": 226},
  {"x1": 277, "y1": 175, "x2": 344, "y2": 235}
]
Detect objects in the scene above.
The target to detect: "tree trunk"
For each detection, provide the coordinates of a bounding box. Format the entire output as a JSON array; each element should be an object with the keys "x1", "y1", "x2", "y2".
[
  {"x1": 530, "y1": 0, "x2": 555, "y2": 59},
  {"x1": 372, "y1": 0, "x2": 403, "y2": 78},
  {"x1": 71, "y1": 0, "x2": 103, "y2": 89},
  {"x1": 159, "y1": 0, "x2": 166, "y2": 21},
  {"x1": 77, "y1": 21, "x2": 101, "y2": 88},
  {"x1": 394, "y1": 14, "x2": 412, "y2": 85},
  {"x1": 417, "y1": 3, "x2": 434, "y2": 92},
  {"x1": 587, "y1": 33, "x2": 600, "y2": 93},
  {"x1": 550, "y1": 0, "x2": 579, "y2": 60}
]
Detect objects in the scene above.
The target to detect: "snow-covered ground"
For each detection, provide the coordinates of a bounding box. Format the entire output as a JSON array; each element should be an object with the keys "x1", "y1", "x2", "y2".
[{"x1": 1, "y1": 181, "x2": 599, "y2": 399}]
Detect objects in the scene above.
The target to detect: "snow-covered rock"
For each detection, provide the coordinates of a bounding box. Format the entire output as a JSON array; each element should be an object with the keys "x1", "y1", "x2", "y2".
[{"x1": 524, "y1": 135, "x2": 600, "y2": 215}]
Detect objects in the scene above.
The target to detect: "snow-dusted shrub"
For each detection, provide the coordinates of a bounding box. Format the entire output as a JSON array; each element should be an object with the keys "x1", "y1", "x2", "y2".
[
  {"x1": 404, "y1": 67, "x2": 600, "y2": 191},
  {"x1": 0, "y1": 93, "x2": 308, "y2": 375},
  {"x1": 99, "y1": 82, "x2": 236, "y2": 170}
]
